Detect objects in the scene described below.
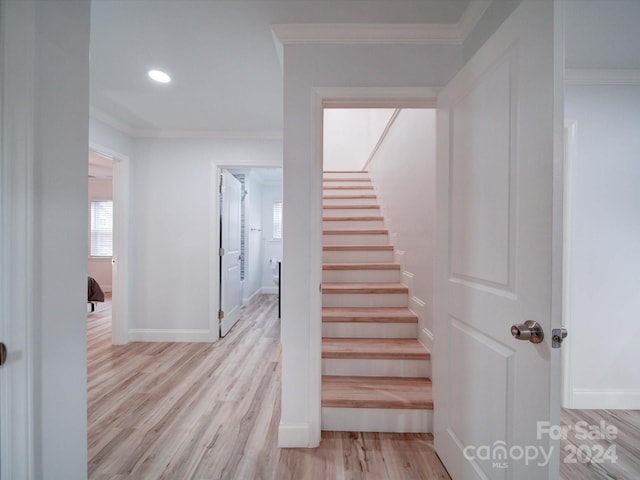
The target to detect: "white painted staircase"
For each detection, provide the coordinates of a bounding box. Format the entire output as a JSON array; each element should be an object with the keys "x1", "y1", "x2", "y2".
[{"x1": 321, "y1": 170, "x2": 433, "y2": 433}]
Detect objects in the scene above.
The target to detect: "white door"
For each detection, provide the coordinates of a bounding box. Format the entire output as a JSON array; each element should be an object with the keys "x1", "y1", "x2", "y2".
[
  {"x1": 1, "y1": 0, "x2": 35, "y2": 476},
  {"x1": 219, "y1": 170, "x2": 243, "y2": 337},
  {"x1": 434, "y1": 1, "x2": 562, "y2": 479}
]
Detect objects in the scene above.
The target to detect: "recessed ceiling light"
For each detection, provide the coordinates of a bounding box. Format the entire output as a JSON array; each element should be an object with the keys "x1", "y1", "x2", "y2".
[{"x1": 148, "y1": 69, "x2": 171, "y2": 83}]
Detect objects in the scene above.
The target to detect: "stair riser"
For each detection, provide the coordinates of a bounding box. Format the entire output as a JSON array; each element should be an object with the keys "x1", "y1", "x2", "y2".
[
  {"x1": 323, "y1": 181, "x2": 372, "y2": 188},
  {"x1": 322, "y1": 233, "x2": 389, "y2": 246},
  {"x1": 323, "y1": 198, "x2": 378, "y2": 206},
  {"x1": 322, "y1": 322, "x2": 417, "y2": 338},
  {"x1": 322, "y1": 269, "x2": 400, "y2": 283},
  {"x1": 322, "y1": 293, "x2": 408, "y2": 308},
  {"x1": 323, "y1": 358, "x2": 430, "y2": 377},
  {"x1": 321, "y1": 407, "x2": 432, "y2": 433},
  {"x1": 323, "y1": 171, "x2": 370, "y2": 179},
  {"x1": 322, "y1": 207, "x2": 381, "y2": 217},
  {"x1": 323, "y1": 188, "x2": 375, "y2": 196},
  {"x1": 324, "y1": 219, "x2": 385, "y2": 229},
  {"x1": 323, "y1": 250, "x2": 394, "y2": 263}
]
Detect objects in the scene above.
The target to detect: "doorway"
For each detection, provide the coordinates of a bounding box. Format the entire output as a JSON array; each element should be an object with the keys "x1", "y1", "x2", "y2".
[
  {"x1": 217, "y1": 167, "x2": 283, "y2": 337},
  {"x1": 88, "y1": 145, "x2": 130, "y2": 346}
]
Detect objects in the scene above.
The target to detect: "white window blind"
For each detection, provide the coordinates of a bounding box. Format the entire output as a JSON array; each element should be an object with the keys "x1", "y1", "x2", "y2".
[
  {"x1": 90, "y1": 200, "x2": 113, "y2": 257},
  {"x1": 273, "y1": 201, "x2": 282, "y2": 240}
]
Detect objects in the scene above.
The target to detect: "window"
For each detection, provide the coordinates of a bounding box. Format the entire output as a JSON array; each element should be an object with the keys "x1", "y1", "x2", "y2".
[
  {"x1": 273, "y1": 201, "x2": 282, "y2": 240},
  {"x1": 90, "y1": 200, "x2": 113, "y2": 257}
]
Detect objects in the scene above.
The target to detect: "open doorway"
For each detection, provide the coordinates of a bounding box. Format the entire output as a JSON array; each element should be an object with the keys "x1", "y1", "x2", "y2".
[
  {"x1": 218, "y1": 167, "x2": 282, "y2": 337},
  {"x1": 88, "y1": 150, "x2": 113, "y2": 312},
  {"x1": 320, "y1": 107, "x2": 437, "y2": 433},
  {"x1": 88, "y1": 145, "x2": 130, "y2": 346}
]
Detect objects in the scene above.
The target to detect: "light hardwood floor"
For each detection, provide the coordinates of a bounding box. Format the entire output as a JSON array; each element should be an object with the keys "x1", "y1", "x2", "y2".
[
  {"x1": 88, "y1": 295, "x2": 639, "y2": 479},
  {"x1": 88, "y1": 295, "x2": 451, "y2": 479},
  {"x1": 560, "y1": 408, "x2": 640, "y2": 479}
]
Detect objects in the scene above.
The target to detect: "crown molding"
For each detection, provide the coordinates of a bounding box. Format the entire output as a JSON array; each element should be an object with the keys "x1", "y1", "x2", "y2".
[
  {"x1": 271, "y1": 23, "x2": 461, "y2": 45},
  {"x1": 90, "y1": 106, "x2": 283, "y2": 140},
  {"x1": 133, "y1": 129, "x2": 283, "y2": 140},
  {"x1": 271, "y1": 0, "x2": 491, "y2": 46},
  {"x1": 89, "y1": 106, "x2": 135, "y2": 136},
  {"x1": 565, "y1": 69, "x2": 640, "y2": 85}
]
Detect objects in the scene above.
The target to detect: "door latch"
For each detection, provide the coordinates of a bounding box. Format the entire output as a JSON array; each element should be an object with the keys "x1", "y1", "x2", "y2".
[
  {"x1": 0, "y1": 342, "x2": 7, "y2": 366},
  {"x1": 552, "y1": 328, "x2": 568, "y2": 348}
]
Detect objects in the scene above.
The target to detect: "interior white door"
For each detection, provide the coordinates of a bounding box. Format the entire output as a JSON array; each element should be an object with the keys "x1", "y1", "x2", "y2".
[
  {"x1": 1, "y1": 0, "x2": 35, "y2": 477},
  {"x1": 220, "y1": 170, "x2": 243, "y2": 337},
  {"x1": 434, "y1": 1, "x2": 562, "y2": 479}
]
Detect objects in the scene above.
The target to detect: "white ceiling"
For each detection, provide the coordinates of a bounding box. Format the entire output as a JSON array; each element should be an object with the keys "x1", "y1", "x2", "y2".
[
  {"x1": 89, "y1": 0, "x2": 471, "y2": 134},
  {"x1": 89, "y1": 0, "x2": 640, "y2": 136}
]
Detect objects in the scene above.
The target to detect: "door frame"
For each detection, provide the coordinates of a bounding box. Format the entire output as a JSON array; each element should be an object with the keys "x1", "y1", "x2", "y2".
[
  {"x1": 89, "y1": 143, "x2": 131, "y2": 346},
  {"x1": 561, "y1": 120, "x2": 578, "y2": 408},
  {"x1": 210, "y1": 163, "x2": 282, "y2": 343},
  {"x1": 310, "y1": 87, "x2": 438, "y2": 444}
]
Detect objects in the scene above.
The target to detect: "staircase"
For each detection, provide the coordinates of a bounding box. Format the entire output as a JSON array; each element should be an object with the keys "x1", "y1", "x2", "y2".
[{"x1": 321, "y1": 170, "x2": 433, "y2": 433}]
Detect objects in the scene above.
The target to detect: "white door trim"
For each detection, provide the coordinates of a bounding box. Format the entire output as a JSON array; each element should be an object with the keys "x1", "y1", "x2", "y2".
[
  {"x1": 561, "y1": 120, "x2": 578, "y2": 408},
  {"x1": 310, "y1": 86, "x2": 439, "y2": 446},
  {"x1": 89, "y1": 143, "x2": 130, "y2": 346}
]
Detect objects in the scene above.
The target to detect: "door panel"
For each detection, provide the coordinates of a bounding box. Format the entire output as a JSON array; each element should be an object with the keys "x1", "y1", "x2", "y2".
[
  {"x1": 220, "y1": 170, "x2": 242, "y2": 337},
  {"x1": 434, "y1": 1, "x2": 561, "y2": 479}
]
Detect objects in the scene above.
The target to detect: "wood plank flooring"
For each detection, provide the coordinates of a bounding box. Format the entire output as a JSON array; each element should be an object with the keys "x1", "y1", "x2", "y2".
[
  {"x1": 88, "y1": 295, "x2": 639, "y2": 479},
  {"x1": 560, "y1": 408, "x2": 640, "y2": 479},
  {"x1": 88, "y1": 295, "x2": 451, "y2": 479}
]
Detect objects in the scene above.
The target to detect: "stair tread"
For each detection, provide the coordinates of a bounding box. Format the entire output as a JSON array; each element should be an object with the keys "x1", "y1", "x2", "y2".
[
  {"x1": 323, "y1": 194, "x2": 377, "y2": 199},
  {"x1": 323, "y1": 338, "x2": 430, "y2": 360},
  {"x1": 323, "y1": 229, "x2": 388, "y2": 235},
  {"x1": 323, "y1": 178, "x2": 372, "y2": 182},
  {"x1": 323, "y1": 216, "x2": 384, "y2": 221},
  {"x1": 323, "y1": 244, "x2": 394, "y2": 251},
  {"x1": 323, "y1": 262, "x2": 400, "y2": 270},
  {"x1": 322, "y1": 376, "x2": 433, "y2": 409},
  {"x1": 323, "y1": 282, "x2": 408, "y2": 294},
  {"x1": 323, "y1": 205, "x2": 380, "y2": 209},
  {"x1": 322, "y1": 307, "x2": 418, "y2": 323}
]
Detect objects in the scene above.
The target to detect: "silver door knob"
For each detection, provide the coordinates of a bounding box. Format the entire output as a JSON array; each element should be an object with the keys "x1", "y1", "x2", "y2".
[{"x1": 511, "y1": 320, "x2": 544, "y2": 344}]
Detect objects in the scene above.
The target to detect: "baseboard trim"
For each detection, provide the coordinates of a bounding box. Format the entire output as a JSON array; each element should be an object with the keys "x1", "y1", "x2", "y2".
[
  {"x1": 261, "y1": 286, "x2": 278, "y2": 295},
  {"x1": 570, "y1": 389, "x2": 640, "y2": 409},
  {"x1": 102, "y1": 284, "x2": 113, "y2": 293},
  {"x1": 243, "y1": 287, "x2": 262, "y2": 306},
  {"x1": 128, "y1": 328, "x2": 216, "y2": 343},
  {"x1": 278, "y1": 422, "x2": 312, "y2": 448}
]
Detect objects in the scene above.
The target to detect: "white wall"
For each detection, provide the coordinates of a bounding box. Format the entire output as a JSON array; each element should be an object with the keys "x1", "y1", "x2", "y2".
[
  {"x1": 323, "y1": 109, "x2": 394, "y2": 171},
  {"x1": 129, "y1": 137, "x2": 282, "y2": 341},
  {"x1": 564, "y1": 85, "x2": 640, "y2": 408},
  {"x1": 88, "y1": 178, "x2": 113, "y2": 291},
  {"x1": 260, "y1": 182, "x2": 283, "y2": 292},
  {"x1": 280, "y1": 41, "x2": 462, "y2": 447},
  {"x1": 367, "y1": 109, "x2": 436, "y2": 349}
]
